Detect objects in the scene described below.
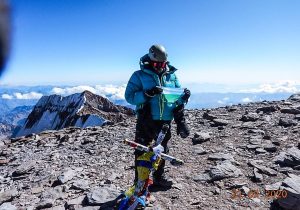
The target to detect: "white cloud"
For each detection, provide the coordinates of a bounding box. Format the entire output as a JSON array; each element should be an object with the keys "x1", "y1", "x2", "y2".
[
  {"x1": 51, "y1": 84, "x2": 127, "y2": 101},
  {"x1": 217, "y1": 100, "x2": 224, "y2": 104},
  {"x1": 242, "y1": 97, "x2": 252, "y2": 103},
  {"x1": 13, "y1": 92, "x2": 43, "y2": 99},
  {"x1": 1, "y1": 92, "x2": 43, "y2": 100},
  {"x1": 95, "y1": 84, "x2": 126, "y2": 100},
  {"x1": 241, "y1": 81, "x2": 299, "y2": 93},
  {"x1": 1, "y1": 94, "x2": 13, "y2": 99},
  {"x1": 51, "y1": 86, "x2": 97, "y2": 95},
  {"x1": 217, "y1": 97, "x2": 230, "y2": 104}
]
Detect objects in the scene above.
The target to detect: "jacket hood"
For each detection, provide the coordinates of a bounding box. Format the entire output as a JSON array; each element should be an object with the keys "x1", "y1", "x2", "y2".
[{"x1": 139, "y1": 54, "x2": 177, "y2": 75}]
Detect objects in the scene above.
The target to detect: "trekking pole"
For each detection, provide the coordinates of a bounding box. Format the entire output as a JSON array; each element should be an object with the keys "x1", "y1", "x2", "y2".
[{"x1": 123, "y1": 139, "x2": 184, "y2": 166}]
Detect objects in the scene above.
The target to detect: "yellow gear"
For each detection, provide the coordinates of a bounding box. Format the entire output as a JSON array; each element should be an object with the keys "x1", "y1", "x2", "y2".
[
  {"x1": 124, "y1": 151, "x2": 161, "y2": 197},
  {"x1": 136, "y1": 151, "x2": 160, "y2": 180}
]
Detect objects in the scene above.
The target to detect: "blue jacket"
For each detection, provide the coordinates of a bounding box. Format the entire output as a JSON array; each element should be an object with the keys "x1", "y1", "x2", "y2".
[{"x1": 125, "y1": 59, "x2": 186, "y2": 121}]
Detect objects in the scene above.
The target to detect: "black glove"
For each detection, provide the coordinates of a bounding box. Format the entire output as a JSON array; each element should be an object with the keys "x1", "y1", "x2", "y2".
[
  {"x1": 181, "y1": 88, "x2": 191, "y2": 101},
  {"x1": 144, "y1": 86, "x2": 163, "y2": 97}
]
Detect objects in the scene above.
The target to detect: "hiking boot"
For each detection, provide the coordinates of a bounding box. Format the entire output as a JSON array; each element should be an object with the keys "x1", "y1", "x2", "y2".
[
  {"x1": 153, "y1": 174, "x2": 173, "y2": 187},
  {"x1": 173, "y1": 104, "x2": 190, "y2": 138},
  {"x1": 176, "y1": 118, "x2": 190, "y2": 138}
]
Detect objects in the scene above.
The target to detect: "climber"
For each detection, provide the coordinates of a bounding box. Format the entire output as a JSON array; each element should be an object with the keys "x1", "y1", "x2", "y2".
[{"x1": 125, "y1": 44, "x2": 191, "y2": 187}]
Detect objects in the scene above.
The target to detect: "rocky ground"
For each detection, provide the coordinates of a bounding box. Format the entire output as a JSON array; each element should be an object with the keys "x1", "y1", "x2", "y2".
[{"x1": 1, "y1": 95, "x2": 300, "y2": 210}]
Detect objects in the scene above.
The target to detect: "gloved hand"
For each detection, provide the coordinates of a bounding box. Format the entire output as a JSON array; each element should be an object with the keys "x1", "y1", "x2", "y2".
[
  {"x1": 152, "y1": 144, "x2": 164, "y2": 155},
  {"x1": 144, "y1": 86, "x2": 163, "y2": 97},
  {"x1": 181, "y1": 88, "x2": 191, "y2": 102}
]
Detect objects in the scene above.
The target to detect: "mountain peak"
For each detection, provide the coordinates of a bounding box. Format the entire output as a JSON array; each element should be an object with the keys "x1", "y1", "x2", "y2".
[{"x1": 13, "y1": 91, "x2": 134, "y2": 137}]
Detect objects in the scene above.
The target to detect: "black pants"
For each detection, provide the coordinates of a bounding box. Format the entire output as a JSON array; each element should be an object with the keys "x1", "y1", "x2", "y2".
[{"x1": 134, "y1": 105, "x2": 171, "y2": 182}]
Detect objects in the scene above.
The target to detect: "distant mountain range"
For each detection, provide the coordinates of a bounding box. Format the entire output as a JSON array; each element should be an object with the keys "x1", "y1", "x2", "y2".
[
  {"x1": 187, "y1": 92, "x2": 292, "y2": 109},
  {"x1": 0, "y1": 85, "x2": 295, "y2": 110},
  {"x1": 0, "y1": 98, "x2": 37, "y2": 116},
  {"x1": 0, "y1": 105, "x2": 33, "y2": 139},
  {"x1": 0, "y1": 84, "x2": 298, "y2": 139}
]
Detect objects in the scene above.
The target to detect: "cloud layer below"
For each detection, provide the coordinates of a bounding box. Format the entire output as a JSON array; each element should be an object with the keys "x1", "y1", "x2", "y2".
[
  {"x1": 1, "y1": 84, "x2": 127, "y2": 101},
  {"x1": 1, "y1": 92, "x2": 43, "y2": 100},
  {"x1": 241, "y1": 81, "x2": 299, "y2": 93},
  {"x1": 2, "y1": 81, "x2": 299, "y2": 101},
  {"x1": 51, "y1": 85, "x2": 126, "y2": 101}
]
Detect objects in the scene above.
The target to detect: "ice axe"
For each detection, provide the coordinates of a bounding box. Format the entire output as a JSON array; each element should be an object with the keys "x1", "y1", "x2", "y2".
[{"x1": 124, "y1": 124, "x2": 183, "y2": 166}]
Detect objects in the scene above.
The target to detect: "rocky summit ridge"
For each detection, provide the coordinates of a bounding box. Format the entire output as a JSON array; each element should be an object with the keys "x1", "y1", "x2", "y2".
[
  {"x1": 1, "y1": 94, "x2": 300, "y2": 209},
  {"x1": 13, "y1": 91, "x2": 134, "y2": 138}
]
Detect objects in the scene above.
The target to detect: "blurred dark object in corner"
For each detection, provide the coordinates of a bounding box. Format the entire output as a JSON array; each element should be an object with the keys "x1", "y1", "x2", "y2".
[{"x1": 0, "y1": 0, "x2": 10, "y2": 77}]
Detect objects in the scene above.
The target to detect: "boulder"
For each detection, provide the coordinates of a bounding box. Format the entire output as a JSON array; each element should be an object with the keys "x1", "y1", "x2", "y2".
[
  {"x1": 240, "y1": 113, "x2": 259, "y2": 122},
  {"x1": 71, "y1": 179, "x2": 90, "y2": 191},
  {"x1": 253, "y1": 168, "x2": 263, "y2": 182},
  {"x1": 0, "y1": 203, "x2": 17, "y2": 210},
  {"x1": 295, "y1": 114, "x2": 300, "y2": 120},
  {"x1": 249, "y1": 136, "x2": 263, "y2": 145},
  {"x1": 264, "y1": 144, "x2": 277, "y2": 152},
  {"x1": 255, "y1": 148, "x2": 267, "y2": 154},
  {"x1": 211, "y1": 119, "x2": 229, "y2": 127},
  {"x1": 265, "y1": 182, "x2": 282, "y2": 191},
  {"x1": 85, "y1": 187, "x2": 120, "y2": 206},
  {"x1": 278, "y1": 118, "x2": 298, "y2": 127},
  {"x1": 36, "y1": 188, "x2": 63, "y2": 209},
  {"x1": 192, "y1": 146, "x2": 207, "y2": 155},
  {"x1": 277, "y1": 174, "x2": 300, "y2": 210},
  {"x1": 248, "y1": 129, "x2": 265, "y2": 135},
  {"x1": 274, "y1": 147, "x2": 300, "y2": 168},
  {"x1": 0, "y1": 188, "x2": 18, "y2": 205},
  {"x1": 192, "y1": 132, "x2": 211, "y2": 145},
  {"x1": 208, "y1": 153, "x2": 234, "y2": 162},
  {"x1": 193, "y1": 173, "x2": 211, "y2": 182},
  {"x1": 228, "y1": 107, "x2": 237, "y2": 112},
  {"x1": 0, "y1": 159, "x2": 9, "y2": 165},
  {"x1": 248, "y1": 160, "x2": 277, "y2": 176},
  {"x1": 256, "y1": 106, "x2": 278, "y2": 113},
  {"x1": 280, "y1": 108, "x2": 300, "y2": 115},
  {"x1": 288, "y1": 94, "x2": 300, "y2": 102},
  {"x1": 209, "y1": 160, "x2": 243, "y2": 181},
  {"x1": 202, "y1": 112, "x2": 217, "y2": 120},
  {"x1": 57, "y1": 168, "x2": 76, "y2": 184},
  {"x1": 66, "y1": 195, "x2": 86, "y2": 207},
  {"x1": 12, "y1": 161, "x2": 35, "y2": 177}
]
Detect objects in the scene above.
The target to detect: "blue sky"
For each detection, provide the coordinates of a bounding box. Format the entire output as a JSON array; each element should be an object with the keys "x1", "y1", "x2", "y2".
[{"x1": 1, "y1": 0, "x2": 300, "y2": 86}]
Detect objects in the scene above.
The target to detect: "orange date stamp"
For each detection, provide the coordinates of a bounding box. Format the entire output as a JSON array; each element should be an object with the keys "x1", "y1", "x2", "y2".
[{"x1": 231, "y1": 189, "x2": 288, "y2": 200}]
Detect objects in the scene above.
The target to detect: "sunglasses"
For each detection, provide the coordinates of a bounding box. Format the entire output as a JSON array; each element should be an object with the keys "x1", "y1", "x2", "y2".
[{"x1": 151, "y1": 61, "x2": 167, "y2": 69}]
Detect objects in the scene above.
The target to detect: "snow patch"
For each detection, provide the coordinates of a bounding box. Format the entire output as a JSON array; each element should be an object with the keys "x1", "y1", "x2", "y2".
[
  {"x1": 82, "y1": 115, "x2": 105, "y2": 128},
  {"x1": 74, "y1": 115, "x2": 105, "y2": 128},
  {"x1": 16, "y1": 110, "x2": 58, "y2": 137},
  {"x1": 77, "y1": 95, "x2": 86, "y2": 114}
]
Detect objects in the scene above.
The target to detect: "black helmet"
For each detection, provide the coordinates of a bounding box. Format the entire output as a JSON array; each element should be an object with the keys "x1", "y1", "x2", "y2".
[{"x1": 148, "y1": 44, "x2": 168, "y2": 62}]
